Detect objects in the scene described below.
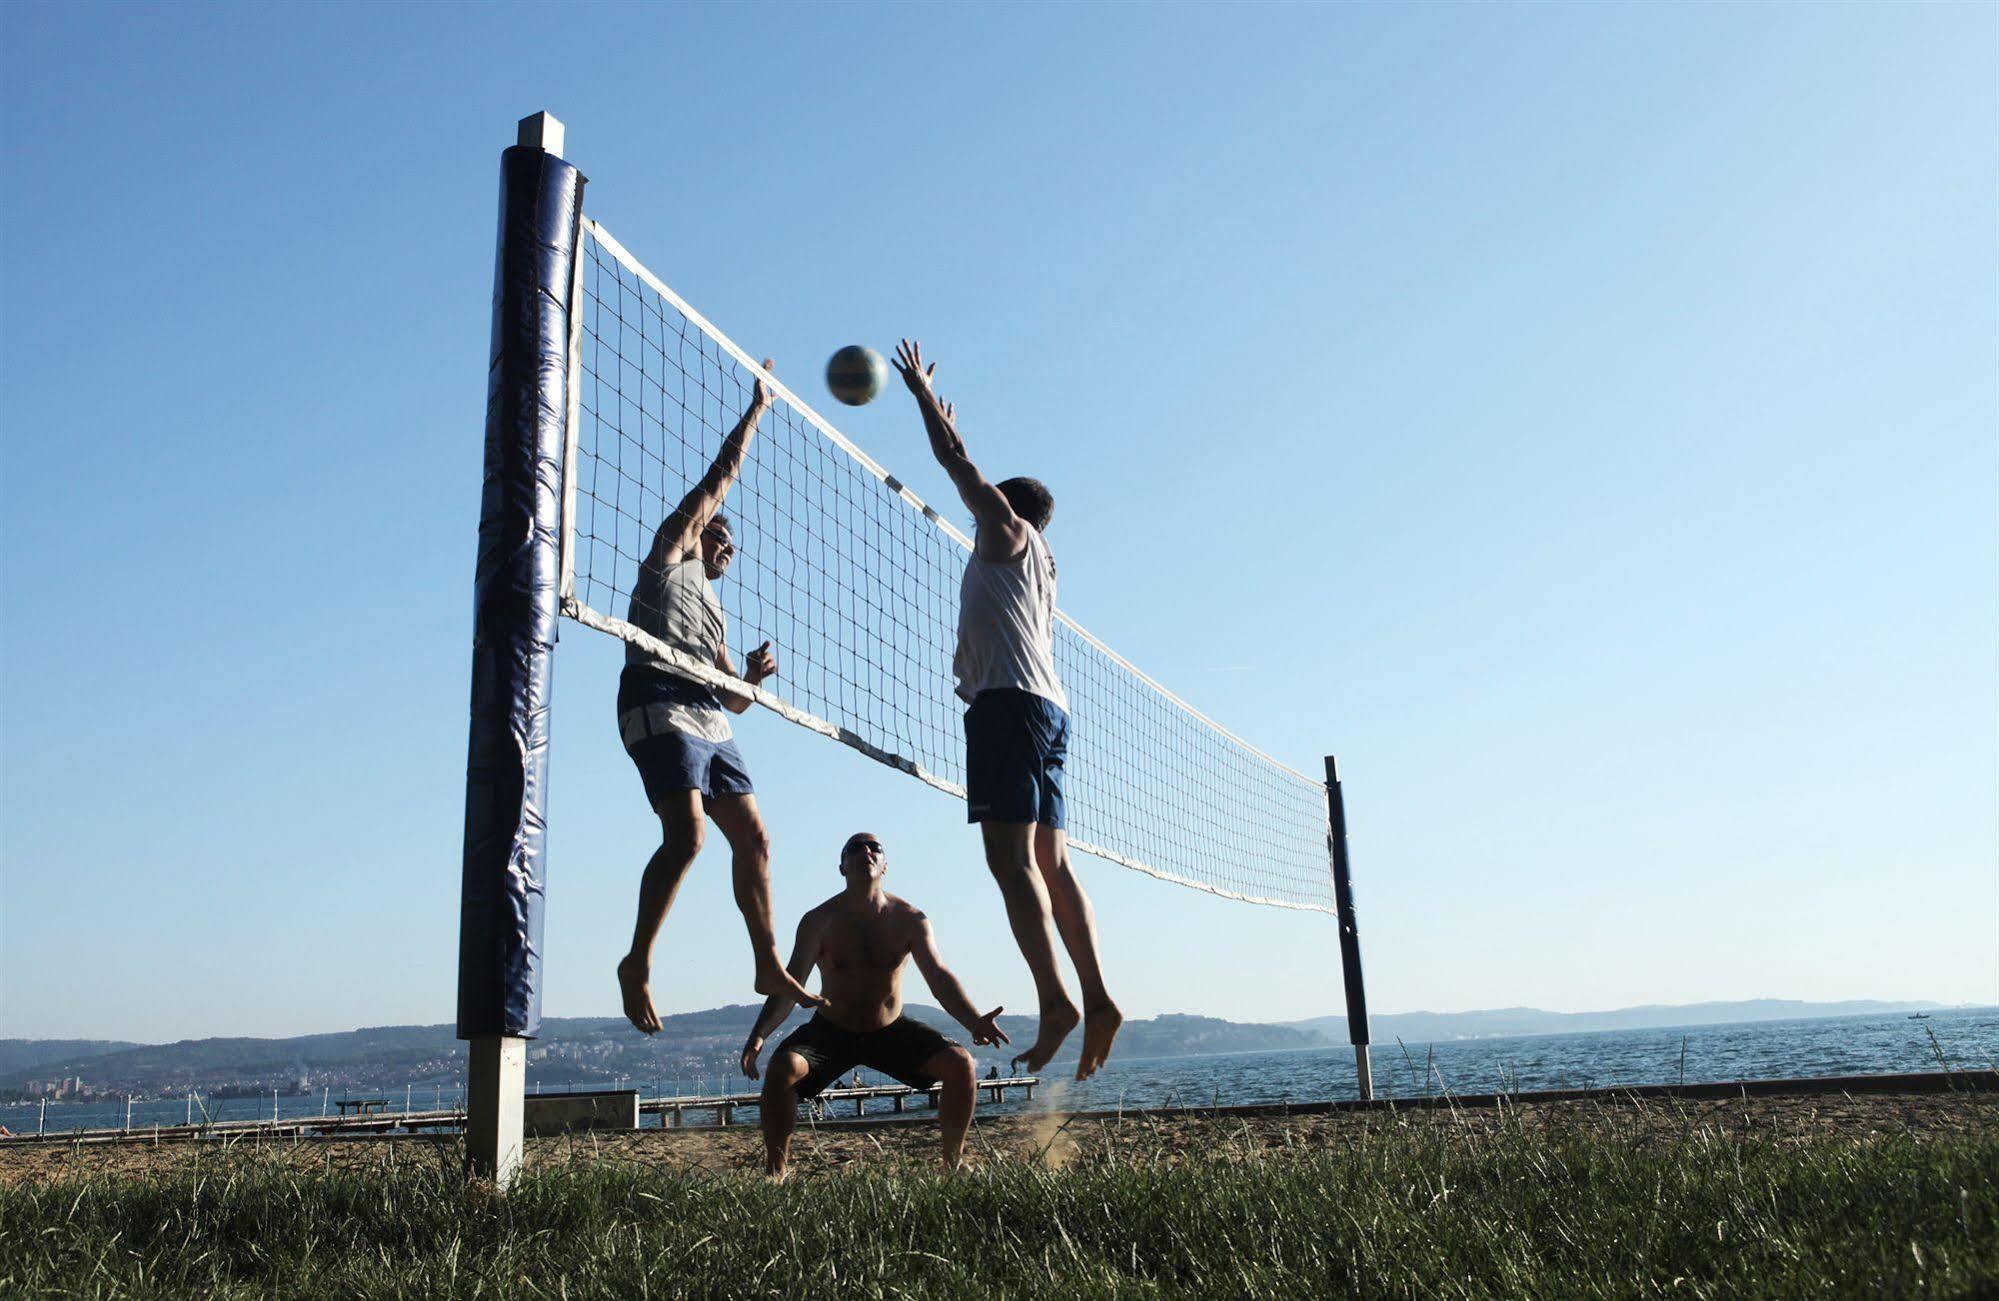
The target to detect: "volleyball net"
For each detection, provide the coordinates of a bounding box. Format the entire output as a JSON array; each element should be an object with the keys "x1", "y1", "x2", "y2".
[{"x1": 560, "y1": 219, "x2": 1334, "y2": 913}]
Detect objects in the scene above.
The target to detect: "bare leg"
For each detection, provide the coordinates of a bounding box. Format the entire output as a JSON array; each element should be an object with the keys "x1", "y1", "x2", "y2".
[
  {"x1": 760, "y1": 1051, "x2": 809, "y2": 1180},
  {"x1": 708, "y1": 794, "x2": 822, "y2": 1007},
  {"x1": 925, "y1": 1048, "x2": 978, "y2": 1169},
  {"x1": 618, "y1": 789, "x2": 704, "y2": 1034},
  {"x1": 982, "y1": 821, "x2": 1080, "y2": 1072},
  {"x1": 1035, "y1": 824, "x2": 1122, "y2": 1079}
]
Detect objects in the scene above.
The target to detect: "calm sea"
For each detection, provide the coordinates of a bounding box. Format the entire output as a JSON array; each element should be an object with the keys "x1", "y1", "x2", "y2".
[{"x1": 8, "y1": 1007, "x2": 1993, "y2": 1137}]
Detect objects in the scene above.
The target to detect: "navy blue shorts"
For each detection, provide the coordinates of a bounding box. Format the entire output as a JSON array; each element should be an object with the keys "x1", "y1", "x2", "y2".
[
  {"x1": 619, "y1": 665, "x2": 752, "y2": 805},
  {"x1": 626, "y1": 729, "x2": 754, "y2": 806},
  {"x1": 964, "y1": 688, "x2": 1068, "y2": 828}
]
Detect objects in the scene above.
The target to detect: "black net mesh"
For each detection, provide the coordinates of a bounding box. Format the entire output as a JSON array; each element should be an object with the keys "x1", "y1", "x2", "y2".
[{"x1": 568, "y1": 224, "x2": 1333, "y2": 910}]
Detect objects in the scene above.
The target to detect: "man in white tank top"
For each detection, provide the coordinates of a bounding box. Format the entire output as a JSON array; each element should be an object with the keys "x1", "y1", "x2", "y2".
[
  {"x1": 615, "y1": 360, "x2": 823, "y2": 1035},
  {"x1": 893, "y1": 338, "x2": 1122, "y2": 1081}
]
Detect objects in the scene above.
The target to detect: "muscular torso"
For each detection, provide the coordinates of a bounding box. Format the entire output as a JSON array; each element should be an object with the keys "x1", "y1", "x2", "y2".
[{"x1": 809, "y1": 894, "x2": 920, "y2": 1033}]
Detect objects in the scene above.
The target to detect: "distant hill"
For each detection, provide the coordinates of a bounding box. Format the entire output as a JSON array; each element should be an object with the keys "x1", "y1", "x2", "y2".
[
  {"x1": 1019, "y1": 1012, "x2": 1324, "y2": 1063},
  {"x1": 6, "y1": 998, "x2": 1971, "y2": 1098},
  {"x1": 0, "y1": 1007, "x2": 1322, "y2": 1098},
  {"x1": 0, "y1": 1040, "x2": 143, "y2": 1076},
  {"x1": 1289, "y1": 999, "x2": 1955, "y2": 1042}
]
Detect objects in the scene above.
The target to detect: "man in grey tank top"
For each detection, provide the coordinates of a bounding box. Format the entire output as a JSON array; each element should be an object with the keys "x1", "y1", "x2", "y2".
[
  {"x1": 615, "y1": 360, "x2": 823, "y2": 1035},
  {"x1": 893, "y1": 339, "x2": 1122, "y2": 1081}
]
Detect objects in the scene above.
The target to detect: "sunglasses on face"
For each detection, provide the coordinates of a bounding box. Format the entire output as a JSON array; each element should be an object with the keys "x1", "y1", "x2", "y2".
[{"x1": 846, "y1": 839, "x2": 883, "y2": 854}]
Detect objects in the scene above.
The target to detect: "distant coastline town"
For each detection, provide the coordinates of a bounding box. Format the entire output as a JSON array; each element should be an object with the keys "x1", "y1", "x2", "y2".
[{"x1": 1, "y1": 999, "x2": 1966, "y2": 1105}]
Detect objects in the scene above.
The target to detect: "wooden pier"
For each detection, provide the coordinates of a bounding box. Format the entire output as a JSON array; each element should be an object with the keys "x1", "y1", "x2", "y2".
[
  {"x1": 649, "y1": 1076, "x2": 1038, "y2": 1128},
  {"x1": 0, "y1": 1078, "x2": 1040, "y2": 1146}
]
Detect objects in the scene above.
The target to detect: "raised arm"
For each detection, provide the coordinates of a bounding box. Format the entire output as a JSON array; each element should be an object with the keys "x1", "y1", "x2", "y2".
[
  {"x1": 740, "y1": 909, "x2": 825, "y2": 1079},
  {"x1": 906, "y1": 909, "x2": 1009, "y2": 1047},
  {"x1": 891, "y1": 339, "x2": 1027, "y2": 562},
  {"x1": 646, "y1": 359, "x2": 776, "y2": 570}
]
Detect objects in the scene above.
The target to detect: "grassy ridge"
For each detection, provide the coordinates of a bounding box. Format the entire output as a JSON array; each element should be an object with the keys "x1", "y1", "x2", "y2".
[{"x1": 3, "y1": 1123, "x2": 1994, "y2": 1298}]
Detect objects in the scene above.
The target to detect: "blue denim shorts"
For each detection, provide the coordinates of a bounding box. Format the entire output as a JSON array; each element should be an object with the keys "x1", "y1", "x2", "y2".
[
  {"x1": 619, "y1": 665, "x2": 752, "y2": 805},
  {"x1": 963, "y1": 688, "x2": 1068, "y2": 829},
  {"x1": 627, "y1": 729, "x2": 754, "y2": 805}
]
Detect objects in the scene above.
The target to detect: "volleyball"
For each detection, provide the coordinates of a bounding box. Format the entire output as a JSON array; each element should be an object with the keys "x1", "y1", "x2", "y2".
[{"x1": 825, "y1": 345, "x2": 888, "y2": 406}]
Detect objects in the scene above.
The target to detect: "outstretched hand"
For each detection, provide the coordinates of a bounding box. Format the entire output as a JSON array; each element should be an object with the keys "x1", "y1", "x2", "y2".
[
  {"x1": 893, "y1": 339, "x2": 957, "y2": 430},
  {"x1": 752, "y1": 357, "x2": 777, "y2": 411},
  {"x1": 965, "y1": 1007, "x2": 1010, "y2": 1048},
  {"x1": 744, "y1": 640, "x2": 778, "y2": 685},
  {"x1": 891, "y1": 339, "x2": 935, "y2": 396}
]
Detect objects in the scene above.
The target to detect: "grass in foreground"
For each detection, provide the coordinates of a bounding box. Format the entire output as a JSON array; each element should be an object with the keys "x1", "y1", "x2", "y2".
[{"x1": 2, "y1": 1117, "x2": 1994, "y2": 1299}]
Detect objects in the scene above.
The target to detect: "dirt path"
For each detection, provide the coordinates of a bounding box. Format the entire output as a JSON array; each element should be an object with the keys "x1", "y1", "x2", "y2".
[{"x1": 5, "y1": 1087, "x2": 1995, "y2": 1188}]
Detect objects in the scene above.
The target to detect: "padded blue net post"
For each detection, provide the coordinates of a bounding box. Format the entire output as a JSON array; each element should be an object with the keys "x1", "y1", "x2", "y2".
[{"x1": 456, "y1": 140, "x2": 585, "y2": 1041}]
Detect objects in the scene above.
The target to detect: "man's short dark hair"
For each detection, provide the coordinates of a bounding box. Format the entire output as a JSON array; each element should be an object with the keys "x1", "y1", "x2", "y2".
[
  {"x1": 706, "y1": 514, "x2": 732, "y2": 538},
  {"x1": 997, "y1": 477, "x2": 1054, "y2": 531}
]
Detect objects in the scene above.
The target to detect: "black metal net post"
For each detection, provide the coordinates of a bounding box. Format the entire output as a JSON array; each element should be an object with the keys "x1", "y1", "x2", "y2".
[{"x1": 1326, "y1": 756, "x2": 1373, "y2": 1100}]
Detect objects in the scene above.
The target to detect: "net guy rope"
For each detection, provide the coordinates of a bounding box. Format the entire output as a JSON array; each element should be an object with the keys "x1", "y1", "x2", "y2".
[{"x1": 563, "y1": 219, "x2": 1334, "y2": 915}]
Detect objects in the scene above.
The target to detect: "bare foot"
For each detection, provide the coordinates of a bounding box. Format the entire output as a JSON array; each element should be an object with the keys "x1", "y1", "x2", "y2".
[
  {"x1": 754, "y1": 949, "x2": 826, "y2": 1008},
  {"x1": 1076, "y1": 1002, "x2": 1123, "y2": 1080},
  {"x1": 1011, "y1": 998, "x2": 1081, "y2": 1074},
  {"x1": 617, "y1": 954, "x2": 660, "y2": 1035}
]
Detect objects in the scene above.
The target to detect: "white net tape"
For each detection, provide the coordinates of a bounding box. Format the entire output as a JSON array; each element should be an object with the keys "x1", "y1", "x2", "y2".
[{"x1": 563, "y1": 219, "x2": 1334, "y2": 912}]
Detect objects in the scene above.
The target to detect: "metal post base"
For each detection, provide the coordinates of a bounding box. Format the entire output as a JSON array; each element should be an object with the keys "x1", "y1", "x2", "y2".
[
  {"x1": 466, "y1": 1035, "x2": 526, "y2": 1187},
  {"x1": 1355, "y1": 1044, "x2": 1374, "y2": 1101}
]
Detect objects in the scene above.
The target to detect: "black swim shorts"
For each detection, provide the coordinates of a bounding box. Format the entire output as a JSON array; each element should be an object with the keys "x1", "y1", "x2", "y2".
[{"x1": 772, "y1": 1014, "x2": 962, "y2": 1100}]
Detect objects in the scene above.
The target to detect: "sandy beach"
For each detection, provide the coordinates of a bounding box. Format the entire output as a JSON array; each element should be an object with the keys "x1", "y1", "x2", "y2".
[{"x1": 6, "y1": 1084, "x2": 1994, "y2": 1188}]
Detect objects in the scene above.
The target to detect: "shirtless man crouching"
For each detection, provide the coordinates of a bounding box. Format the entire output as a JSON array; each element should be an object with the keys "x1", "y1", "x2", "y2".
[{"x1": 740, "y1": 831, "x2": 1010, "y2": 1177}]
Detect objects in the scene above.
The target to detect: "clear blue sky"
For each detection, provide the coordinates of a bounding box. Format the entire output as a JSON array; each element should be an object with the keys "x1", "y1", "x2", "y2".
[{"x1": 2, "y1": 2, "x2": 1992, "y2": 1043}]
